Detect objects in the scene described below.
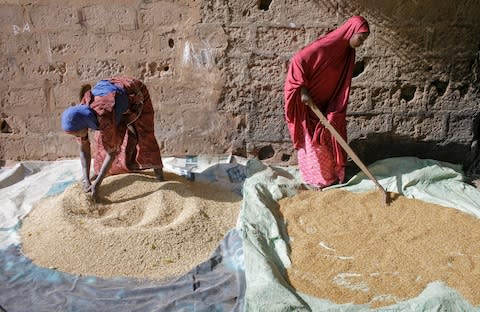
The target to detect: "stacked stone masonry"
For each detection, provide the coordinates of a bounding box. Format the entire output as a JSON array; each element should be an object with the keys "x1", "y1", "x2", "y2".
[{"x1": 0, "y1": 0, "x2": 479, "y2": 174}]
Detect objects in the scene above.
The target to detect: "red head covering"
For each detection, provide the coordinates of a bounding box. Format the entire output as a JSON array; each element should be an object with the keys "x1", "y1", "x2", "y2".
[{"x1": 284, "y1": 16, "x2": 369, "y2": 165}]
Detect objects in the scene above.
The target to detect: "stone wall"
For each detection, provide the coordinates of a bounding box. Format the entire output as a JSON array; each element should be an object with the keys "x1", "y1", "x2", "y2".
[{"x1": 1, "y1": 0, "x2": 479, "y2": 172}]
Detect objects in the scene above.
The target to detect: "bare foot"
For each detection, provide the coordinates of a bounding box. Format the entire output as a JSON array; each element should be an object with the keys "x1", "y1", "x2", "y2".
[{"x1": 299, "y1": 183, "x2": 325, "y2": 191}]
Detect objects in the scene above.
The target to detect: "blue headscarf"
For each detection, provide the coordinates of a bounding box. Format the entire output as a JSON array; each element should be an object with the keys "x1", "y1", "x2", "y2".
[{"x1": 61, "y1": 105, "x2": 99, "y2": 132}]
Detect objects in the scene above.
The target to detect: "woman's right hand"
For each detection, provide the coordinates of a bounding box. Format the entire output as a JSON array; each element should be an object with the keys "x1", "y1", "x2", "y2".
[
  {"x1": 89, "y1": 180, "x2": 99, "y2": 202},
  {"x1": 83, "y1": 178, "x2": 92, "y2": 192},
  {"x1": 300, "y1": 87, "x2": 314, "y2": 107}
]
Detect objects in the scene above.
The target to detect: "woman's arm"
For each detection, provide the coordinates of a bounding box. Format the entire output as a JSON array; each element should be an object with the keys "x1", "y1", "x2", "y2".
[
  {"x1": 89, "y1": 150, "x2": 117, "y2": 201},
  {"x1": 78, "y1": 136, "x2": 92, "y2": 192}
]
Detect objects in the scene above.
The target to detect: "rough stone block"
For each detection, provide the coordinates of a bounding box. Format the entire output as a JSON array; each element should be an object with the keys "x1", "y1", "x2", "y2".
[
  {"x1": 4, "y1": 32, "x2": 43, "y2": 57},
  {"x1": 430, "y1": 26, "x2": 477, "y2": 58},
  {"x1": 229, "y1": 0, "x2": 284, "y2": 24},
  {"x1": 0, "y1": 136, "x2": 25, "y2": 160},
  {"x1": 223, "y1": 55, "x2": 251, "y2": 87},
  {"x1": 249, "y1": 56, "x2": 286, "y2": 87},
  {"x1": 0, "y1": 115, "x2": 17, "y2": 136},
  {"x1": 153, "y1": 28, "x2": 177, "y2": 55},
  {"x1": 0, "y1": 5, "x2": 23, "y2": 26},
  {"x1": 447, "y1": 114, "x2": 475, "y2": 144},
  {"x1": 5, "y1": 87, "x2": 45, "y2": 114},
  {"x1": 348, "y1": 86, "x2": 373, "y2": 113},
  {"x1": 56, "y1": 83, "x2": 87, "y2": 109},
  {"x1": 224, "y1": 26, "x2": 253, "y2": 54},
  {"x1": 256, "y1": 26, "x2": 306, "y2": 53},
  {"x1": 358, "y1": 56, "x2": 401, "y2": 83},
  {"x1": 29, "y1": 4, "x2": 80, "y2": 31},
  {"x1": 347, "y1": 114, "x2": 393, "y2": 141},
  {"x1": 16, "y1": 62, "x2": 66, "y2": 84},
  {"x1": 136, "y1": 59, "x2": 174, "y2": 81},
  {"x1": 195, "y1": 24, "x2": 228, "y2": 49},
  {"x1": 449, "y1": 58, "x2": 476, "y2": 82},
  {"x1": 250, "y1": 87, "x2": 284, "y2": 115},
  {"x1": 81, "y1": 4, "x2": 137, "y2": 33},
  {"x1": 219, "y1": 86, "x2": 253, "y2": 114},
  {"x1": 96, "y1": 31, "x2": 150, "y2": 56},
  {"x1": 0, "y1": 57, "x2": 18, "y2": 82},
  {"x1": 21, "y1": 135, "x2": 53, "y2": 159},
  {"x1": 56, "y1": 134, "x2": 79, "y2": 157},
  {"x1": 367, "y1": 82, "x2": 424, "y2": 114},
  {"x1": 283, "y1": 1, "x2": 337, "y2": 26},
  {"x1": 140, "y1": 1, "x2": 193, "y2": 27},
  {"x1": 159, "y1": 110, "x2": 234, "y2": 156},
  {"x1": 247, "y1": 112, "x2": 289, "y2": 142},
  {"x1": 267, "y1": 142, "x2": 297, "y2": 165},
  {"x1": 25, "y1": 113, "x2": 60, "y2": 134},
  {"x1": 76, "y1": 59, "x2": 125, "y2": 81},
  {"x1": 201, "y1": 1, "x2": 230, "y2": 24},
  {"x1": 180, "y1": 38, "x2": 222, "y2": 69},
  {"x1": 392, "y1": 113, "x2": 445, "y2": 141},
  {"x1": 46, "y1": 31, "x2": 98, "y2": 57}
]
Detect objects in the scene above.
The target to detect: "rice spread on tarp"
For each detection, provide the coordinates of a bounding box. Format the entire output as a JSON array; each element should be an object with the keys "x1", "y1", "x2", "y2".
[
  {"x1": 279, "y1": 189, "x2": 480, "y2": 308},
  {"x1": 20, "y1": 172, "x2": 241, "y2": 280}
]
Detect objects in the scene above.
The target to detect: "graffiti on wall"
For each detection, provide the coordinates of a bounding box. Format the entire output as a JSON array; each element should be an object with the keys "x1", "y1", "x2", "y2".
[
  {"x1": 13, "y1": 23, "x2": 30, "y2": 35},
  {"x1": 182, "y1": 40, "x2": 214, "y2": 69}
]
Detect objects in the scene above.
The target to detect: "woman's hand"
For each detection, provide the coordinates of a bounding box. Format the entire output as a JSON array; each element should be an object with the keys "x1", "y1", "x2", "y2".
[
  {"x1": 86, "y1": 151, "x2": 116, "y2": 203},
  {"x1": 83, "y1": 178, "x2": 92, "y2": 192},
  {"x1": 83, "y1": 180, "x2": 99, "y2": 203},
  {"x1": 89, "y1": 180, "x2": 99, "y2": 202},
  {"x1": 300, "y1": 87, "x2": 314, "y2": 107}
]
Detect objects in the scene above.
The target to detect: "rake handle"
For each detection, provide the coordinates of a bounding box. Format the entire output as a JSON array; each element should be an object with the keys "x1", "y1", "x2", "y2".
[{"x1": 308, "y1": 103, "x2": 388, "y2": 204}]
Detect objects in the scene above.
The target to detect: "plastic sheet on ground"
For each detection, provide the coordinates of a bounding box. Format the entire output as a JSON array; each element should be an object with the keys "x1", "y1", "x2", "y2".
[
  {"x1": 238, "y1": 156, "x2": 480, "y2": 312},
  {"x1": 0, "y1": 155, "x2": 247, "y2": 312},
  {"x1": 3, "y1": 155, "x2": 480, "y2": 312}
]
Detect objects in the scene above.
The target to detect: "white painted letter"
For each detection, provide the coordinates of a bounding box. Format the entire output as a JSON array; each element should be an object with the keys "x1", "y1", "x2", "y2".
[{"x1": 13, "y1": 25, "x2": 20, "y2": 35}]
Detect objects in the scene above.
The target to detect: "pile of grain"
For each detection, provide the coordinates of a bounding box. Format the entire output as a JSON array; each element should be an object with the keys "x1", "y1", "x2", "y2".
[
  {"x1": 20, "y1": 172, "x2": 241, "y2": 281},
  {"x1": 279, "y1": 189, "x2": 480, "y2": 307}
]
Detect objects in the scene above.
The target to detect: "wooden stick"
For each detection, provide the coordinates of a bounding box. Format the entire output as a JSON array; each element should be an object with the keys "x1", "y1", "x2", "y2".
[{"x1": 308, "y1": 103, "x2": 389, "y2": 205}]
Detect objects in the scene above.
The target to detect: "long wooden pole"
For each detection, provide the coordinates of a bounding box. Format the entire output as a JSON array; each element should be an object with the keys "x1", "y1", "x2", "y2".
[{"x1": 308, "y1": 102, "x2": 389, "y2": 205}]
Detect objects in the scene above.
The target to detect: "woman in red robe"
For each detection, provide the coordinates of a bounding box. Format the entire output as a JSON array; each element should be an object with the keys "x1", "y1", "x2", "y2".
[
  {"x1": 284, "y1": 16, "x2": 370, "y2": 189},
  {"x1": 61, "y1": 76, "x2": 164, "y2": 200}
]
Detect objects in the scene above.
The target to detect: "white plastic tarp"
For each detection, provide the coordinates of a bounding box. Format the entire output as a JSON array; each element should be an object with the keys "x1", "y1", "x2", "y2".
[
  {"x1": 0, "y1": 155, "x2": 247, "y2": 312},
  {"x1": 238, "y1": 157, "x2": 480, "y2": 312}
]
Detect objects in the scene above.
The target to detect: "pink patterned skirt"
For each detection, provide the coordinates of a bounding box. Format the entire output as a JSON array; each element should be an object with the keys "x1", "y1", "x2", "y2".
[{"x1": 297, "y1": 134, "x2": 344, "y2": 188}]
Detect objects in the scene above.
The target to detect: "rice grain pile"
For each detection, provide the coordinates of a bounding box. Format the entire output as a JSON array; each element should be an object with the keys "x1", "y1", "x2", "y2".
[
  {"x1": 20, "y1": 172, "x2": 241, "y2": 281},
  {"x1": 279, "y1": 189, "x2": 480, "y2": 307}
]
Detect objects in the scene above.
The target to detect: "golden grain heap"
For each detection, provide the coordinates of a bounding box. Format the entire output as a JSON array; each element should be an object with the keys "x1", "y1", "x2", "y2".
[
  {"x1": 21, "y1": 172, "x2": 241, "y2": 280},
  {"x1": 279, "y1": 189, "x2": 480, "y2": 308}
]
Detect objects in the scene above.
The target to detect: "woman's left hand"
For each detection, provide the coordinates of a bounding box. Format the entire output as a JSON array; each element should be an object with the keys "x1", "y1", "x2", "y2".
[
  {"x1": 85, "y1": 180, "x2": 99, "y2": 202},
  {"x1": 87, "y1": 150, "x2": 116, "y2": 203},
  {"x1": 90, "y1": 180, "x2": 99, "y2": 202}
]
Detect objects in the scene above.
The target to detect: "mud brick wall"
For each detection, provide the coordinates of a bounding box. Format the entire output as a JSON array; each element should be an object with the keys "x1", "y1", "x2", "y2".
[{"x1": 1, "y1": 1, "x2": 479, "y2": 172}]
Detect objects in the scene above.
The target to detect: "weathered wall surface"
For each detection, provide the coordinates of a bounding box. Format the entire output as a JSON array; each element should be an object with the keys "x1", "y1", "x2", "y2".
[{"x1": 1, "y1": 0, "x2": 479, "y2": 172}]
